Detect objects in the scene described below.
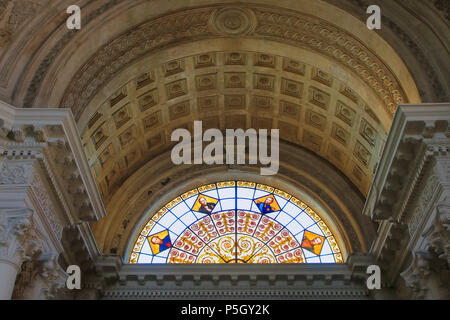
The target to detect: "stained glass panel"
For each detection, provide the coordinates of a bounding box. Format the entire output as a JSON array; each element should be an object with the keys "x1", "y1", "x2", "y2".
[{"x1": 129, "y1": 181, "x2": 343, "y2": 264}]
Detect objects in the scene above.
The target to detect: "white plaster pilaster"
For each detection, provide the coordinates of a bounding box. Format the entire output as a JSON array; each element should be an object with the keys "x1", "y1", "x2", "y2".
[
  {"x1": 365, "y1": 103, "x2": 450, "y2": 299},
  {"x1": 0, "y1": 101, "x2": 107, "y2": 299}
]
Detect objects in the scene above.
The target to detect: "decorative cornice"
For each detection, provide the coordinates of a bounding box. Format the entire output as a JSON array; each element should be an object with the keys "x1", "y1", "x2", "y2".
[
  {"x1": 0, "y1": 162, "x2": 29, "y2": 184},
  {"x1": 102, "y1": 287, "x2": 370, "y2": 300},
  {"x1": 324, "y1": 0, "x2": 448, "y2": 103},
  {"x1": 0, "y1": 100, "x2": 106, "y2": 223},
  {"x1": 60, "y1": 225, "x2": 94, "y2": 272},
  {"x1": 364, "y1": 104, "x2": 450, "y2": 222},
  {"x1": 365, "y1": 103, "x2": 450, "y2": 290},
  {"x1": 86, "y1": 254, "x2": 372, "y2": 299},
  {"x1": 0, "y1": 102, "x2": 105, "y2": 267}
]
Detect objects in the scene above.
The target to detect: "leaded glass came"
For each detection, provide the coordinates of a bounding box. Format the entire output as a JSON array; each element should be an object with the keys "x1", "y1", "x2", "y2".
[{"x1": 129, "y1": 181, "x2": 343, "y2": 264}]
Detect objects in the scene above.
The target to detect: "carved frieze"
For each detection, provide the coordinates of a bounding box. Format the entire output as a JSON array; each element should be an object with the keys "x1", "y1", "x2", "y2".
[
  {"x1": 408, "y1": 172, "x2": 440, "y2": 235},
  {"x1": 0, "y1": 162, "x2": 29, "y2": 184},
  {"x1": 30, "y1": 171, "x2": 64, "y2": 240}
]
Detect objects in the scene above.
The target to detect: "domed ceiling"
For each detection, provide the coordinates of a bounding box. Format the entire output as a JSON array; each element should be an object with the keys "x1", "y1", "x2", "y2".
[{"x1": 50, "y1": 2, "x2": 426, "y2": 205}]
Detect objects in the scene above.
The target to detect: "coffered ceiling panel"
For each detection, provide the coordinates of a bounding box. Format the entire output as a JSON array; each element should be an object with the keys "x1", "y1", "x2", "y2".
[{"x1": 81, "y1": 51, "x2": 387, "y2": 201}]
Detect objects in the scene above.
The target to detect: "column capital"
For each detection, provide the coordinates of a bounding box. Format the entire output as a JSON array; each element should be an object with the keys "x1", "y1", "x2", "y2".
[
  {"x1": 400, "y1": 248, "x2": 449, "y2": 299},
  {"x1": 0, "y1": 208, "x2": 39, "y2": 268},
  {"x1": 400, "y1": 251, "x2": 434, "y2": 299},
  {"x1": 12, "y1": 253, "x2": 67, "y2": 300},
  {"x1": 422, "y1": 197, "x2": 450, "y2": 266}
]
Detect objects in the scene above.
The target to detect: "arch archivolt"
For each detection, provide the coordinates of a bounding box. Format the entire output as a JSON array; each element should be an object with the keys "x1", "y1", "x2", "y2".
[
  {"x1": 3, "y1": 0, "x2": 428, "y2": 110},
  {"x1": 60, "y1": 3, "x2": 415, "y2": 120},
  {"x1": 91, "y1": 142, "x2": 376, "y2": 261}
]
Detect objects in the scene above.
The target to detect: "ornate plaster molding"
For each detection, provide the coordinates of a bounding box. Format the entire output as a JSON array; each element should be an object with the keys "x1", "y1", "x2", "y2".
[
  {"x1": 0, "y1": 0, "x2": 49, "y2": 49},
  {"x1": 0, "y1": 162, "x2": 29, "y2": 184},
  {"x1": 19, "y1": 0, "x2": 124, "y2": 105},
  {"x1": 400, "y1": 248, "x2": 449, "y2": 299},
  {"x1": 0, "y1": 101, "x2": 106, "y2": 278},
  {"x1": 59, "y1": 4, "x2": 407, "y2": 121},
  {"x1": 0, "y1": 100, "x2": 106, "y2": 225},
  {"x1": 2, "y1": 0, "x2": 442, "y2": 113},
  {"x1": 328, "y1": 0, "x2": 448, "y2": 103},
  {"x1": 102, "y1": 288, "x2": 369, "y2": 300},
  {"x1": 364, "y1": 104, "x2": 450, "y2": 223},
  {"x1": 85, "y1": 254, "x2": 372, "y2": 300},
  {"x1": 0, "y1": 208, "x2": 41, "y2": 267},
  {"x1": 12, "y1": 252, "x2": 67, "y2": 300}
]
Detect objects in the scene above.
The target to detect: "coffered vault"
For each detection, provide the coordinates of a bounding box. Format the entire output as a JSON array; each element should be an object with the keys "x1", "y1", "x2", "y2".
[
  {"x1": 1, "y1": 1, "x2": 425, "y2": 256},
  {"x1": 81, "y1": 50, "x2": 390, "y2": 202},
  {"x1": 0, "y1": 0, "x2": 449, "y2": 299},
  {"x1": 59, "y1": 1, "x2": 422, "y2": 202}
]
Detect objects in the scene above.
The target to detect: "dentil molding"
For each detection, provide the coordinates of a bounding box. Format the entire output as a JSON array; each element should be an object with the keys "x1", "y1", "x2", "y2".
[{"x1": 364, "y1": 103, "x2": 450, "y2": 297}]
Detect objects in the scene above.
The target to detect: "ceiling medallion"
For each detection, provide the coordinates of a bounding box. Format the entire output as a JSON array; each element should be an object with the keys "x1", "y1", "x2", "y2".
[{"x1": 210, "y1": 7, "x2": 257, "y2": 36}]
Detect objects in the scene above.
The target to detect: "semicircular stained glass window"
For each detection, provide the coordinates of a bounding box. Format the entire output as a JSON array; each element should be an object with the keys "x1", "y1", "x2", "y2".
[{"x1": 129, "y1": 181, "x2": 343, "y2": 264}]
